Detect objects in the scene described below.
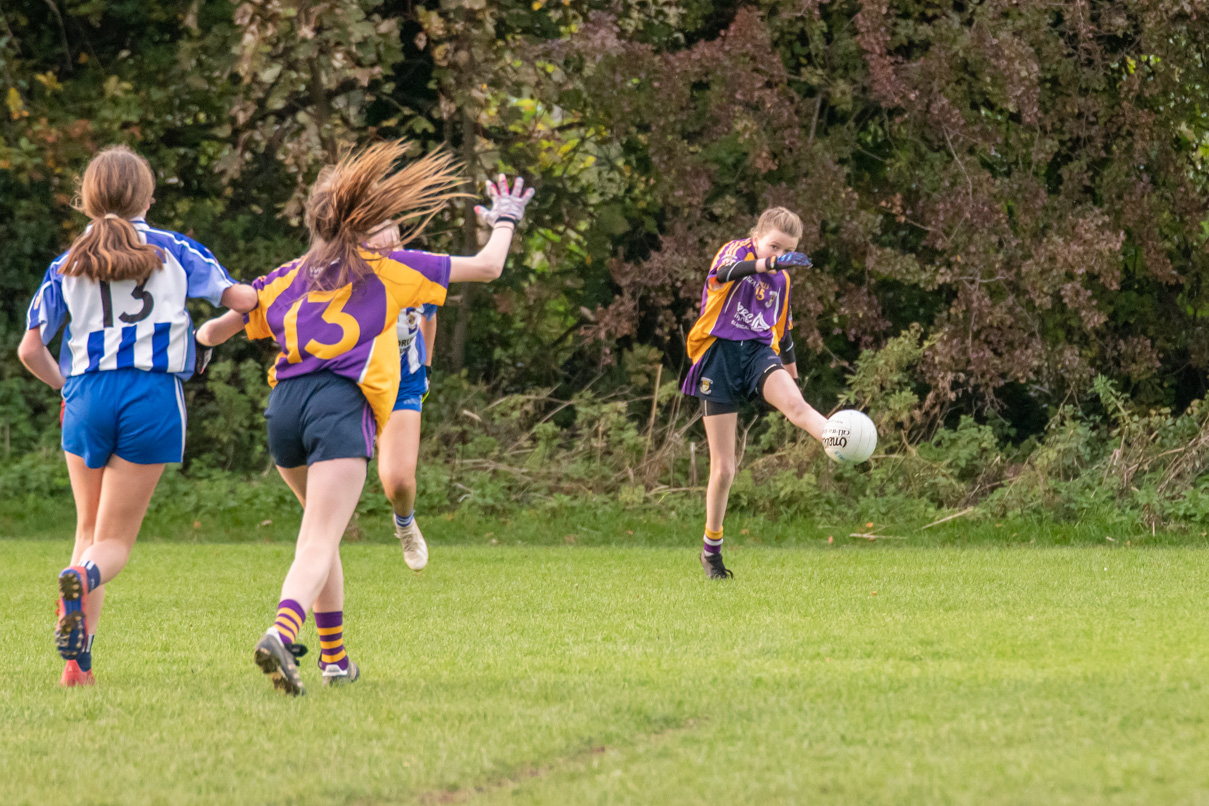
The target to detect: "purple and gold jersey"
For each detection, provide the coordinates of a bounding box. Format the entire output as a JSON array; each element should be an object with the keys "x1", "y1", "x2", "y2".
[
  {"x1": 244, "y1": 249, "x2": 449, "y2": 432},
  {"x1": 684, "y1": 238, "x2": 793, "y2": 368}
]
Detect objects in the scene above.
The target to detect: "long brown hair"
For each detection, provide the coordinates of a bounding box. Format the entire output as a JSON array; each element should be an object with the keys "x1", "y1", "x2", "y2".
[
  {"x1": 61, "y1": 145, "x2": 163, "y2": 282},
  {"x1": 302, "y1": 140, "x2": 467, "y2": 291}
]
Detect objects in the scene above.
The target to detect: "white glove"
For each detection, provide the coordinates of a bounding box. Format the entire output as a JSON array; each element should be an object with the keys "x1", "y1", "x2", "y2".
[{"x1": 474, "y1": 174, "x2": 535, "y2": 227}]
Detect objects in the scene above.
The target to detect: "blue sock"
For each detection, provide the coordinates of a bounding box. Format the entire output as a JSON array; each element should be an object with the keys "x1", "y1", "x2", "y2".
[
  {"x1": 394, "y1": 510, "x2": 415, "y2": 528},
  {"x1": 82, "y1": 560, "x2": 101, "y2": 591},
  {"x1": 77, "y1": 635, "x2": 95, "y2": 672}
]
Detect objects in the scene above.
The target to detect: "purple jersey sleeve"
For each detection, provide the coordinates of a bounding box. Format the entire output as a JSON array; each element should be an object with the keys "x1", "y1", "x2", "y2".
[
  {"x1": 708, "y1": 240, "x2": 756, "y2": 282},
  {"x1": 387, "y1": 249, "x2": 451, "y2": 290}
]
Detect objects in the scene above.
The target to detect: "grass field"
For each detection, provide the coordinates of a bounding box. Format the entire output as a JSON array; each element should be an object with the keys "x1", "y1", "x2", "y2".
[{"x1": 3, "y1": 538, "x2": 1209, "y2": 805}]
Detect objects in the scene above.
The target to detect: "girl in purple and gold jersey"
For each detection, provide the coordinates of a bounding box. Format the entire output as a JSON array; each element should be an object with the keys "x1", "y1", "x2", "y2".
[
  {"x1": 681, "y1": 207, "x2": 829, "y2": 580},
  {"x1": 196, "y1": 141, "x2": 534, "y2": 695}
]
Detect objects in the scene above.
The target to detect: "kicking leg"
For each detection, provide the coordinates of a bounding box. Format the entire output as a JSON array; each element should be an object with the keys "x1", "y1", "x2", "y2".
[
  {"x1": 760, "y1": 369, "x2": 827, "y2": 441},
  {"x1": 701, "y1": 411, "x2": 738, "y2": 579},
  {"x1": 378, "y1": 408, "x2": 427, "y2": 570}
]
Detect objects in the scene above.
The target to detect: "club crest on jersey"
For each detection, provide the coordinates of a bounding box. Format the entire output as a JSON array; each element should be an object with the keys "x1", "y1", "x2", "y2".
[{"x1": 700, "y1": 377, "x2": 713, "y2": 395}]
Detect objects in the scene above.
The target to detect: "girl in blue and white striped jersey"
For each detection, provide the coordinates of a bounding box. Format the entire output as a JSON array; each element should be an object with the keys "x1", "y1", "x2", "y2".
[
  {"x1": 17, "y1": 145, "x2": 257, "y2": 687},
  {"x1": 366, "y1": 221, "x2": 440, "y2": 572}
]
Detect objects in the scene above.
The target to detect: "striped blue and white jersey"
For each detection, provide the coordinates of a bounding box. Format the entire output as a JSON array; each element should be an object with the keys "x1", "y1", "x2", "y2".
[
  {"x1": 26, "y1": 218, "x2": 235, "y2": 380},
  {"x1": 395, "y1": 303, "x2": 438, "y2": 375}
]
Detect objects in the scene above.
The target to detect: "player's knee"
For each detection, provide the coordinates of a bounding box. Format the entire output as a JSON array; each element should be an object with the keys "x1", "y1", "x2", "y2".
[
  {"x1": 783, "y1": 398, "x2": 812, "y2": 425},
  {"x1": 379, "y1": 471, "x2": 417, "y2": 503},
  {"x1": 711, "y1": 458, "x2": 736, "y2": 485}
]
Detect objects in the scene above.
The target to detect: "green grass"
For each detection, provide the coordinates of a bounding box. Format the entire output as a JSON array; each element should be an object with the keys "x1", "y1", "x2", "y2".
[{"x1": 3, "y1": 540, "x2": 1209, "y2": 805}]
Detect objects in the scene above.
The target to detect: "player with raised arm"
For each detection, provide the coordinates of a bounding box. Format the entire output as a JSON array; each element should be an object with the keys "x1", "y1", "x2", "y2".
[
  {"x1": 195, "y1": 143, "x2": 533, "y2": 695},
  {"x1": 17, "y1": 145, "x2": 257, "y2": 686},
  {"x1": 371, "y1": 177, "x2": 532, "y2": 571},
  {"x1": 681, "y1": 207, "x2": 828, "y2": 580}
]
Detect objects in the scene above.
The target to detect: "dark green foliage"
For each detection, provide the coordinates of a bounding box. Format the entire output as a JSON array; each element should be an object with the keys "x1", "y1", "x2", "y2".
[{"x1": 1, "y1": 2, "x2": 1206, "y2": 526}]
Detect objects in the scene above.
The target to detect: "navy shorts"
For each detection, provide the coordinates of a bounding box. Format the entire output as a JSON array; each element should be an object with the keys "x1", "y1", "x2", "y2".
[
  {"x1": 683, "y1": 339, "x2": 786, "y2": 415},
  {"x1": 265, "y1": 372, "x2": 375, "y2": 468},
  {"x1": 62, "y1": 368, "x2": 186, "y2": 468}
]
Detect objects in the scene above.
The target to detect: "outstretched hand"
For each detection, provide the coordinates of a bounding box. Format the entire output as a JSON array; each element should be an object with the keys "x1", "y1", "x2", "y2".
[
  {"x1": 770, "y1": 252, "x2": 812, "y2": 270},
  {"x1": 474, "y1": 174, "x2": 535, "y2": 227}
]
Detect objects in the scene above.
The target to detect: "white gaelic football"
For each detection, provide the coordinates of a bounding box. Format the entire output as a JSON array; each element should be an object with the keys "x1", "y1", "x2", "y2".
[{"x1": 821, "y1": 410, "x2": 878, "y2": 464}]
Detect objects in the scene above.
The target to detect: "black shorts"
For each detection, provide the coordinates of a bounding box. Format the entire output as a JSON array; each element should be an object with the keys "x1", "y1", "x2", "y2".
[
  {"x1": 682, "y1": 339, "x2": 786, "y2": 415},
  {"x1": 265, "y1": 372, "x2": 375, "y2": 468}
]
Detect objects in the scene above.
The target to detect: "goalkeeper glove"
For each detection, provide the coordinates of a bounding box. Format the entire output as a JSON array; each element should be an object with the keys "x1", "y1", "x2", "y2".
[
  {"x1": 474, "y1": 174, "x2": 536, "y2": 227},
  {"x1": 769, "y1": 251, "x2": 812, "y2": 270}
]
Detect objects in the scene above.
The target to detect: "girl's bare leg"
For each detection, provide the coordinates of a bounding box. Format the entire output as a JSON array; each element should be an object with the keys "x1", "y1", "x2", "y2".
[
  {"x1": 760, "y1": 370, "x2": 827, "y2": 440},
  {"x1": 703, "y1": 412, "x2": 739, "y2": 532},
  {"x1": 64, "y1": 454, "x2": 105, "y2": 636}
]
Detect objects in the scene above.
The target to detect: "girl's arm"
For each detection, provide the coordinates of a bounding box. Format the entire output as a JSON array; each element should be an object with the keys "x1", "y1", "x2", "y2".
[
  {"x1": 448, "y1": 175, "x2": 535, "y2": 284},
  {"x1": 221, "y1": 283, "x2": 259, "y2": 314},
  {"x1": 449, "y1": 223, "x2": 517, "y2": 283},
  {"x1": 715, "y1": 251, "x2": 812, "y2": 282},
  {"x1": 420, "y1": 310, "x2": 437, "y2": 367},
  {"x1": 17, "y1": 328, "x2": 66, "y2": 390},
  {"x1": 196, "y1": 309, "x2": 248, "y2": 347}
]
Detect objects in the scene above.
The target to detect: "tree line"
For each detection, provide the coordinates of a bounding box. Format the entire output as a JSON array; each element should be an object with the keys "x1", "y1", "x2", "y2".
[{"x1": 2, "y1": 0, "x2": 1207, "y2": 472}]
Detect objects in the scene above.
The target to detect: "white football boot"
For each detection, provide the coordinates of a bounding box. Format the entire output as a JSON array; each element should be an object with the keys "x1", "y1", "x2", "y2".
[
  {"x1": 321, "y1": 660, "x2": 361, "y2": 687},
  {"x1": 396, "y1": 517, "x2": 429, "y2": 571}
]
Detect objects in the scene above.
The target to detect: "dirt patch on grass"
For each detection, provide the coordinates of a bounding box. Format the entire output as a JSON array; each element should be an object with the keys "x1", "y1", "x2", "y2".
[{"x1": 414, "y1": 717, "x2": 704, "y2": 805}]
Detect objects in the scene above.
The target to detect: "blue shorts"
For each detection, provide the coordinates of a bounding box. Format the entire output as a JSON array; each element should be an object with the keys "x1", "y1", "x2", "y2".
[
  {"x1": 62, "y1": 368, "x2": 186, "y2": 469},
  {"x1": 266, "y1": 372, "x2": 375, "y2": 468},
  {"x1": 393, "y1": 362, "x2": 428, "y2": 413},
  {"x1": 682, "y1": 339, "x2": 786, "y2": 414}
]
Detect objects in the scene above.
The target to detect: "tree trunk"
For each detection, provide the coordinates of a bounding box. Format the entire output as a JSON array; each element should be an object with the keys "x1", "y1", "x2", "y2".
[{"x1": 448, "y1": 101, "x2": 480, "y2": 374}]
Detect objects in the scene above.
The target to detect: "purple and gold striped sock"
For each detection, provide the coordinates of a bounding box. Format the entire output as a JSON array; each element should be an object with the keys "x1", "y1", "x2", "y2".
[
  {"x1": 703, "y1": 527, "x2": 723, "y2": 555},
  {"x1": 314, "y1": 610, "x2": 349, "y2": 671},
  {"x1": 272, "y1": 599, "x2": 305, "y2": 645}
]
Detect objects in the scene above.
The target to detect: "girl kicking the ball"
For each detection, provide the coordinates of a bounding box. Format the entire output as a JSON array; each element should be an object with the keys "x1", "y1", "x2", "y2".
[
  {"x1": 18, "y1": 145, "x2": 257, "y2": 685},
  {"x1": 681, "y1": 207, "x2": 828, "y2": 579},
  {"x1": 196, "y1": 142, "x2": 533, "y2": 695}
]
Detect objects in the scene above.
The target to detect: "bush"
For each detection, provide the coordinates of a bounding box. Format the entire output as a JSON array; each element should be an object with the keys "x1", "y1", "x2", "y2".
[{"x1": 2, "y1": 340, "x2": 1207, "y2": 536}]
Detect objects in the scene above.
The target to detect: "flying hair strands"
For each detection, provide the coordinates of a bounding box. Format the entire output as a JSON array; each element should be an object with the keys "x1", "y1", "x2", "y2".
[{"x1": 301, "y1": 140, "x2": 468, "y2": 292}]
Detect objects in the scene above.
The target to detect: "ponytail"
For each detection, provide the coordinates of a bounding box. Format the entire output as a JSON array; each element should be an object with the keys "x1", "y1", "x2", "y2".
[
  {"x1": 60, "y1": 145, "x2": 162, "y2": 282},
  {"x1": 302, "y1": 140, "x2": 467, "y2": 291}
]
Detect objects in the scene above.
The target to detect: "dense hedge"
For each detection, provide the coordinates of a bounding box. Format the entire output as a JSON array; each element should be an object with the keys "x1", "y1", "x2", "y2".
[{"x1": 1, "y1": 2, "x2": 1206, "y2": 518}]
